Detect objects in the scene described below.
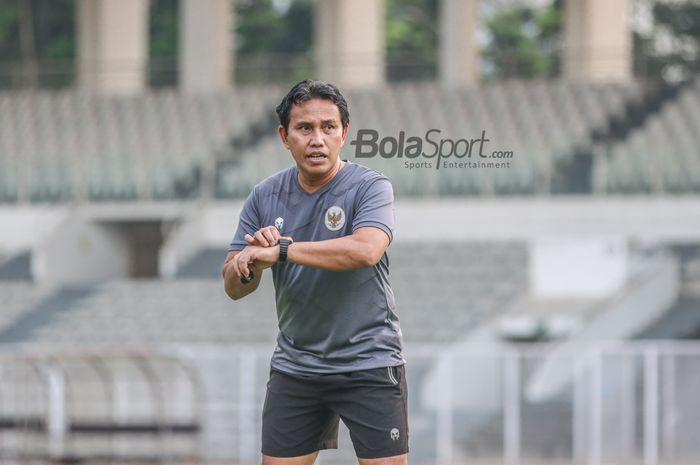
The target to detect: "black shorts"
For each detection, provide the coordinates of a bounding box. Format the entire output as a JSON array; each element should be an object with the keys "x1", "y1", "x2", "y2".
[{"x1": 261, "y1": 365, "x2": 409, "y2": 459}]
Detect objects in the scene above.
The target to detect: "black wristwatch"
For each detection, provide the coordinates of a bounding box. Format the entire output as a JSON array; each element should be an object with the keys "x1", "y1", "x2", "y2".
[{"x1": 278, "y1": 238, "x2": 291, "y2": 262}]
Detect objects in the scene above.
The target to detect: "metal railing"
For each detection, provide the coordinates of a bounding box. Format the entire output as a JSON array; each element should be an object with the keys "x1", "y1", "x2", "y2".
[
  {"x1": 2, "y1": 341, "x2": 700, "y2": 464},
  {"x1": 0, "y1": 347, "x2": 204, "y2": 463}
]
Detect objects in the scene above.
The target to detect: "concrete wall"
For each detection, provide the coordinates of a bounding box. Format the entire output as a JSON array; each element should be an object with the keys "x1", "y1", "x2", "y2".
[
  {"x1": 0, "y1": 207, "x2": 68, "y2": 254},
  {"x1": 33, "y1": 216, "x2": 130, "y2": 286},
  {"x1": 529, "y1": 236, "x2": 628, "y2": 298}
]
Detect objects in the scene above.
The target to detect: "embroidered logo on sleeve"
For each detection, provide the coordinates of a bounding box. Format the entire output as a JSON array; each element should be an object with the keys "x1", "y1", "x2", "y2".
[
  {"x1": 390, "y1": 428, "x2": 400, "y2": 440},
  {"x1": 275, "y1": 217, "x2": 284, "y2": 232},
  {"x1": 324, "y1": 206, "x2": 345, "y2": 231}
]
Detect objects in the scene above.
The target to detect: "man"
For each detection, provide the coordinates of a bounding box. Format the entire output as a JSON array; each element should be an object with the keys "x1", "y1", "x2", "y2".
[{"x1": 222, "y1": 80, "x2": 407, "y2": 465}]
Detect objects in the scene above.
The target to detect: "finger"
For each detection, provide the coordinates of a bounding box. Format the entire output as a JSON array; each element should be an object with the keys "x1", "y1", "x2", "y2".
[
  {"x1": 244, "y1": 233, "x2": 257, "y2": 244},
  {"x1": 263, "y1": 228, "x2": 278, "y2": 245},
  {"x1": 280, "y1": 235, "x2": 293, "y2": 243},
  {"x1": 239, "y1": 256, "x2": 250, "y2": 279},
  {"x1": 231, "y1": 255, "x2": 242, "y2": 278},
  {"x1": 254, "y1": 230, "x2": 270, "y2": 247}
]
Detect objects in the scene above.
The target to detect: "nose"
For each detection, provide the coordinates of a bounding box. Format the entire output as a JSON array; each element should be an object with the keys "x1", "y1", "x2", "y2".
[{"x1": 309, "y1": 128, "x2": 324, "y2": 146}]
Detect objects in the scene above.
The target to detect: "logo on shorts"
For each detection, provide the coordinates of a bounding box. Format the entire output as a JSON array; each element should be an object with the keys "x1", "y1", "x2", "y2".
[
  {"x1": 275, "y1": 217, "x2": 284, "y2": 232},
  {"x1": 324, "y1": 206, "x2": 345, "y2": 231},
  {"x1": 390, "y1": 428, "x2": 400, "y2": 441}
]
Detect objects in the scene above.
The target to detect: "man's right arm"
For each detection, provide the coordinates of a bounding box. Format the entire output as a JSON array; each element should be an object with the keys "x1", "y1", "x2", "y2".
[{"x1": 222, "y1": 250, "x2": 263, "y2": 300}]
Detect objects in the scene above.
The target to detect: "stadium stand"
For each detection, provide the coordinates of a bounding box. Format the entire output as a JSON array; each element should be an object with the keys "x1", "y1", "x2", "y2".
[
  {"x1": 0, "y1": 87, "x2": 283, "y2": 202},
  {"x1": 4, "y1": 77, "x2": 699, "y2": 200},
  {"x1": 0, "y1": 80, "x2": 664, "y2": 203},
  {"x1": 2, "y1": 242, "x2": 527, "y2": 345},
  {"x1": 216, "y1": 80, "x2": 645, "y2": 197}
]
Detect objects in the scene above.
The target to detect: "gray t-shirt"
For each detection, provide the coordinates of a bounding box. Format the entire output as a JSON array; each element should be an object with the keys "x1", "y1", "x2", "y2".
[{"x1": 229, "y1": 161, "x2": 405, "y2": 375}]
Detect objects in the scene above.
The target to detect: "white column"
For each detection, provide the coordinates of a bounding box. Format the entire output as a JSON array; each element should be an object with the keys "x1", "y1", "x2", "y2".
[
  {"x1": 179, "y1": 0, "x2": 233, "y2": 93},
  {"x1": 564, "y1": 0, "x2": 632, "y2": 83},
  {"x1": 77, "y1": 0, "x2": 149, "y2": 94},
  {"x1": 439, "y1": 0, "x2": 479, "y2": 87},
  {"x1": 315, "y1": 0, "x2": 385, "y2": 89}
]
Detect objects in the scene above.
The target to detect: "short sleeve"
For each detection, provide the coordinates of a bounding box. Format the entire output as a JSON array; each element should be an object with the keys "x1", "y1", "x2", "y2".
[
  {"x1": 228, "y1": 187, "x2": 262, "y2": 251},
  {"x1": 352, "y1": 177, "x2": 395, "y2": 243}
]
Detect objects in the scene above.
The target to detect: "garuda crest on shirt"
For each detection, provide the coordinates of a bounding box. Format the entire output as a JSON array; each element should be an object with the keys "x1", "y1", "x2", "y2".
[{"x1": 324, "y1": 206, "x2": 345, "y2": 231}]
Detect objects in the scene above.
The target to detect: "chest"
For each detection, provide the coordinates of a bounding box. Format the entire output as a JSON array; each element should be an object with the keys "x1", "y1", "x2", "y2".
[{"x1": 260, "y1": 192, "x2": 356, "y2": 242}]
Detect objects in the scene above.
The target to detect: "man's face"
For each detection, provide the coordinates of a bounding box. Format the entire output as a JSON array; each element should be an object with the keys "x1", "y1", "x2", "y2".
[{"x1": 279, "y1": 98, "x2": 348, "y2": 183}]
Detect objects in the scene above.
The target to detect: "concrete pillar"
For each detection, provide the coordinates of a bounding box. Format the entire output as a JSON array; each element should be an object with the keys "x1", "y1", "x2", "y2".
[
  {"x1": 439, "y1": 0, "x2": 479, "y2": 87},
  {"x1": 315, "y1": 0, "x2": 385, "y2": 89},
  {"x1": 563, "y1": 0, "x2": 632, "y2": 83},
  {"x1": 179, "y1": 0, "x2": 233, "y2": 93},
  {"x1": 77, "y1": 0, "x2": 149, "y2": 94}
]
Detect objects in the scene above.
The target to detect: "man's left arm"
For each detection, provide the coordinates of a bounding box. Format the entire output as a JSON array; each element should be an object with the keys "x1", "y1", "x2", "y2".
[
  {"x1": 288, "y1": 227, "x2": 389, "y2": 270},
  {"x1": 236, "y1": 227, "x2": 389, "y2": 272}
]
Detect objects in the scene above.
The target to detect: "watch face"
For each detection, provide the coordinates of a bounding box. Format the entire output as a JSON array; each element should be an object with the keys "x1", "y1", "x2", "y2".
[{"x1": 240, "y1": 271, "x2": 254, "y2": 283}]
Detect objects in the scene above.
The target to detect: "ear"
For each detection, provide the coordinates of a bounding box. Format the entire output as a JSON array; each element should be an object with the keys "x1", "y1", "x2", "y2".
[
  {"x1": 278, "y1": 125, "x2": 290, "y2": 149},
  {"x1": 340, "y1": 123, "x2": 349, "y2": 147}
]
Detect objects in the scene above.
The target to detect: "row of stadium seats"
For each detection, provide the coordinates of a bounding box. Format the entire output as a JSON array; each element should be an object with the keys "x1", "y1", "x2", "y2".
[
  {"x1": 0, "y1": 242, "x2": 527, "y2": 344},
  {"x1": 0, "y1": 80, "x2": 656, "y2": 201},
  {"x1": 0, "y1": 87, "x2": 282, "y2": 201},
  {"x1": 216, "y1": 80, "x2": 645, "y2": 197}
]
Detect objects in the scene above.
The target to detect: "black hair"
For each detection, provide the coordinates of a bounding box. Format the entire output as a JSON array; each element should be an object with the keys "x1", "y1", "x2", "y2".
[{"x1": 275, "y1": 79, "x2": 350, "y2": 132}]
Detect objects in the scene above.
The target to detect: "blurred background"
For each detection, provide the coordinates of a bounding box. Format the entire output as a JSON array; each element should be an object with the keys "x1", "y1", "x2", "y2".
[{"x1": 0, "y1": 0, "x2": 699, "y2": 463}]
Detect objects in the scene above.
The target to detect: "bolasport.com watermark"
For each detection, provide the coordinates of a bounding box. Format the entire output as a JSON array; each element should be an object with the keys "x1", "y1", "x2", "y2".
[{"x1": 349, "y1": 129, "x2": 514, "y2": 170}]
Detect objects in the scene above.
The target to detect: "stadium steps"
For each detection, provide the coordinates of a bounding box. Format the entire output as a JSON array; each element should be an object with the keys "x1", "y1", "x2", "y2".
[
  {"x1": 637, "y1": 290, "x2": 700, "y2": 339},
  {"x1": 556, "y1": 78, "x2": 699, "y2": 193},
  {"x1": 636, "y1": 246, "x2": 700, "y2": 340},
  {"x1": 0, "y1": 251, "x2": 32, "y2": 280},
  {"x1": 0, "y1": 286, "x2": 94, "y2": 343},
  {"x1": 605, "y1": 76, "x2": 700, "y2": 194},
  {"x1": 0, "y1": 282, "x2": 57, "y2": 335},
  {"x1": 593, "y1": 80, "x2": 689, "y2": 143},
  {"x1": 175, "y1": 249, "x2": 226, "y2": 279}
]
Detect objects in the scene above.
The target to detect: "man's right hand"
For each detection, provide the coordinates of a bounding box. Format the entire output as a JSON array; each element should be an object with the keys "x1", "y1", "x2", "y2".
[
  {"x1": 245, "y1": 226, "x2": 293, "y2": 248},
  {"x1": 244, "y1": 226, "x2": 281, "y2": 247}
]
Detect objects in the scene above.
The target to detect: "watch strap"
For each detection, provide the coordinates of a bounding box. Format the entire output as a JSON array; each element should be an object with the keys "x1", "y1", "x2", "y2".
[{"x1": 278, "y1": 238, "x2": 291, "y2": 262}]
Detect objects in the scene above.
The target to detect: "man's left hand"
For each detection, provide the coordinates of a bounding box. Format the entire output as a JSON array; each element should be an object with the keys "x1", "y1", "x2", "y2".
[{"x1": 232, "y1": 245, "x2": 280, "y2": 279}]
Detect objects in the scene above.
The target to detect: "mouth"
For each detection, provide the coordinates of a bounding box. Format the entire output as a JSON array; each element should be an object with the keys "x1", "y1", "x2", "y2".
[{"x1": 306, "y1": 152, "x2": 328, "y2": 161}]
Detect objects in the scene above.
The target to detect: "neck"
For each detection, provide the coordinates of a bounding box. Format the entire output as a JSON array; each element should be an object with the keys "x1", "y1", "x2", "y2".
[{"x1": 298, "y1": 159, "x2": 345, "y2": 193}]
